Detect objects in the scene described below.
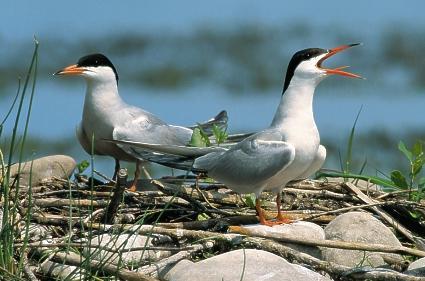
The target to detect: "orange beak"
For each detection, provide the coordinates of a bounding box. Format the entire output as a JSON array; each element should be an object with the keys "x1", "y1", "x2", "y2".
[
  {"x1": 317, "y1": 43, "x2": 362, "y2": 79},
  {"x1": 54, "y1": 64, "x2": 86, "y2": 76}
]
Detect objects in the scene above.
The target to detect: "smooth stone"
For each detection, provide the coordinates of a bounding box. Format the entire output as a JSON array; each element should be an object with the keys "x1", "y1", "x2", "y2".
[
  {"x1": 243, "y1": 221, "x2": 325, "y2": 258},
  {"x1": 2, "y1": 155, "x2": 76, "y2": 186},
  {"x1": 85, "y1": 233, "x2": 171, "y2": 264},
  {"x1": 322, "y1": 211, "x2": 403, "y2": 267},
  {"x1": 405, "y1": 257, "x2": 425, "y2": 276},
  {"x1": 161, "y1": 249, "x2": 332, "y2": 281},
  {"x1": 40, "y1": 260, "x2": 83, "y2": 280}
]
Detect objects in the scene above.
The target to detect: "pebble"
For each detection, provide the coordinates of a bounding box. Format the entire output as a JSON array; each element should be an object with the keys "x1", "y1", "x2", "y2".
[
  {"x1": 161, "y1": 249, "x2": 332, "y2": 281},
  {"x1": 242, "y1": 221, "x2": 325, "y2": 258},
  {"x1": 321, "y1": 211, "x2": 404, "y2": 267},
  {"x1": 84, "y1": 233, "x2": 172, "y2": 265},
  {"x1": 2, "y1": 155, "x2": 76, "y2": 186}
]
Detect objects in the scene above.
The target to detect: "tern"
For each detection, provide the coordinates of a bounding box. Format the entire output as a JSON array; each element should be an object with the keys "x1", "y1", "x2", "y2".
[
  {"x1": 54, "y1": 53, "x2": 229, "y2": 191},
  {"x1": 109, "y1": 44, "x2": 362, "y2": 225}
]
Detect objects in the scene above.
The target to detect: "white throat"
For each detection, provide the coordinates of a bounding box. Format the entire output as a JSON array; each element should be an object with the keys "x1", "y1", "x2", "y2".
[
  {"x1": 84, "y1": 77, "x2": 124, "y2": 111},
  {"x1": 270, "y1": 75, "x2": 323, "y2": 129}
]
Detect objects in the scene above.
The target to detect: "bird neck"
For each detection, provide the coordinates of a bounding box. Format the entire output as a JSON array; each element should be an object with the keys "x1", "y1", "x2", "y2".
[
  {"x1": 270, "y1": 76, "x2": 320, "y2": 128},
  {"x1": 84, "y1": 79, "x2": 124, "y2": 110}
]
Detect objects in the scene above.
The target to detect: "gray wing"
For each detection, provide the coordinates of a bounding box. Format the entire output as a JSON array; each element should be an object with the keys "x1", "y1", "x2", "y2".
[
  {"x1": 194, "y1": 137, "x2": 295, "y2": 188},
  {"x1": 113, "y1": 107, "x2": 193, "y2": 146},
  {"x1": 108, "y1": 139, "x2": 227, "y2": 157}
]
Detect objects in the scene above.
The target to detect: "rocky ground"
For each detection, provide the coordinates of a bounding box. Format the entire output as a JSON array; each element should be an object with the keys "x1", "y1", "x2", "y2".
[{"x1": 3, "y1": 155, "x2": 425, "y2": 281}]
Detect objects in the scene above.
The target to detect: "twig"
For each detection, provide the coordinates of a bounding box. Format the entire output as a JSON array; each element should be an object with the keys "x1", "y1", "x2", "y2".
[
  {"x1": 49, "y1": 251, "x2": 159, "y2": 281},
  {"x1": 102, "y1": 168, "x2": 127, "y2": 223},
  {"x1": 228, "y1": 225, "x2": 425, "y2": 257},
  {"x1": 283, "y1": 187, "x2": 359, "y2": 201},
  {"x1": 343, "y1": 182, "x2": 418, "y2": 243},
  {"x1": 30, "y1": 198, "x2": 109, "y2": 208},
  {"x1": 138, "y1": 242, "x2": 214, "y2": 277},
  {"x1": 246, "y1": 237, "x2": 424, "y2": 281},
  {"x1": 297, "y1": 201, "x2": 400, "y2": 221}
]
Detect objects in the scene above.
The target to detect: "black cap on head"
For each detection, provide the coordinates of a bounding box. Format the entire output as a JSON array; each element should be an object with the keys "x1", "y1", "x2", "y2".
[
  {"x1": 282, "y1": 48, "x2": 327, "y2": 94},
  {"x1": 77, "y1": 53, "x2": 119, "y2": 82}
]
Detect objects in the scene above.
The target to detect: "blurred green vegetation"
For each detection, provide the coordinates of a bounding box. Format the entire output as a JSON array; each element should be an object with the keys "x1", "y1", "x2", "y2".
[{"x1": 1, "y1": 24, "x2": 424, "y2": 95}]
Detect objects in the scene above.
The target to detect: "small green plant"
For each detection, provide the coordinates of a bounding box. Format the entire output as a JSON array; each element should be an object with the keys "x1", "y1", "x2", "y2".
[
  {"x1": 390, "y1": 140, "x2": 425, "y2": 201},
  {"x1": 243, "y1": 194, "x2": 256, "y2": 209},
  {"x1": 189, "y1": 124, "x2": 228, "y2": 147},
  {"x1": 212, "y1": 124, "x2": 228, "y2": 145},
  {"x1": 76, "y1": 159, "x2": 90, "y2": 174},
  {"x1": 189, "y1": 127, "x2": 210, "y2": 147}
]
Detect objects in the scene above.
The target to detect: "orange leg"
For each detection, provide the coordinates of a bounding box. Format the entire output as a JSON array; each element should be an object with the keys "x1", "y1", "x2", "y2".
[
  {"x1": 128, "y1": 159, "x2": 141, "y2": 192},
  {"x1": 255, "y1": 198, "x2": 270, "y2": 225},
  {"x1": 275, "y1": 192, "x2": 292, "y2": 224}
]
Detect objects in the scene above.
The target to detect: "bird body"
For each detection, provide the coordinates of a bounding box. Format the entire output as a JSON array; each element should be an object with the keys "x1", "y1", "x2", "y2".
[
  {"x1": 55, "y1": 54, "x2": 226, "y2": 190},
  {"x1": 108, "y1": 44, "x2": 362, "y2": 224}
]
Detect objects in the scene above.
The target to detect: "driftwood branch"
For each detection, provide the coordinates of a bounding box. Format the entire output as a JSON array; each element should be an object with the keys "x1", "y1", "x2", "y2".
[
  {"x1": 49, "y1": 251, "x2": 159, "y2": 281},
  {"x1": 228, "y1": 225, "x2": 425, "y2": 258},
  {"x1": 102, "y1": 168, "x2": 128, "y2": 223},
  {"x1": 343, "y1": 182, "x2": 418, "y2": 243}
]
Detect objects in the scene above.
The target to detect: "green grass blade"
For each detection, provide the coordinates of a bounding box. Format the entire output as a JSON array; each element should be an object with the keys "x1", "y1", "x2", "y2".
[{"x1": 345, "y1": 106, "x2": 362, "y2": 174}]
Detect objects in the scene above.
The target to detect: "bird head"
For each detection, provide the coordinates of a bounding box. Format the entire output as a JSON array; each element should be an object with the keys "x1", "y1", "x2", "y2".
[
  {"x1": 54, "y1": 53, "x2": 119, "y2": 83},
  {"x1": 283, "y1": 43, "x2": 362, "y2": 93}
]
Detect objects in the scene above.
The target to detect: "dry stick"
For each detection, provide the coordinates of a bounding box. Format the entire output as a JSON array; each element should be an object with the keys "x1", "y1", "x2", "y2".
[
  {"x1": 247, "y1": 238, "x2": 424, "y2": 281},
  {"x1": 86, "y1": 223, "x2": 424, "y2": 281},
  {"x1": 297, "y1": 201, "x2": 401, "y2": 222},
  {"x1": 151, "y1": 180, "x2": 241, "y2": 206},
  {"x1": 18, "y1": 241, "x2": 199, "y2": 253},
  {"x1": 32, "y1": 189, "x2": 113, "y2": 198},
  {"x1": 156, "y1": 215, "x2": 259, "y2": 230},
  {"x1": 23, "y1": 256, "x2": 38, "y2": 281},
  {"x1": 343, "y1": 182, "x2": 417, "y2": 243},
  {"x1": 283, "y1": 187, "x2": 359, "y2": 201},
  {"x1": 138, "y1": 242, "x2": 214, "y2": 277},
  {"x1": 228, "y1": 225, "x2": 425, "y2": 258},
  {"x1": 102, "y1": 168, "x2": 128, "y2": 224},
  {"x1": 31, "y1": 198, "x2": 109, "y2": 208},
  {"x1": 49, "y1": 251, "x2": 159, "y2": 281},
  {"x1": 86, "y1": 223, "x2": 425, "y2": 258}
]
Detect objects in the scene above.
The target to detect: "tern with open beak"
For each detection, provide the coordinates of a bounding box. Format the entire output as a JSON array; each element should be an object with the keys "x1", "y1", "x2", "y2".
[{"x1": 108, "y1": 44, "x2": 362, "y2": 224}]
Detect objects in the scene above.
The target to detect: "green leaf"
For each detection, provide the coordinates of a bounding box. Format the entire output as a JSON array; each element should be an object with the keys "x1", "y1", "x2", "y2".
[
  {"x1": 412, "y1": 141, "x2": 423, "y2": 158},
  {"x1": 316, "y1": 170, "x2": 398, "y2": 189},
  {"x1": 197, "y1": 125, "x2": 211, "y2": 147},
  {"x1": 77, "y1": 160, "x2": 90, "y2": 174},
  {"x1": 398, "y1": 141, "x2": 413, "y2": 162},
  {"x1": 189, "y1": 128, "x2": 208, "y2": 147},
  {"x1": 243, "y1": 194, "x2": 256, "y2": 208},
  {"x1": 412, "y1": 158, "x2": 424, "y2": 177},
  {"x1": 419, "y1": 177, "x2": 425, "y2": 189},
  {"x1": 197, "y1": 213, "x2": 211, "y2": 221},
  {"x1": 345, "y1": 106, "x2": 362, "y2": 174},
  {"x1": 390, "y1": 170, "x2": 409, "y2": 189},
  {"x1": 212, "y1": 124, "x2": 228, "y2": 145}
]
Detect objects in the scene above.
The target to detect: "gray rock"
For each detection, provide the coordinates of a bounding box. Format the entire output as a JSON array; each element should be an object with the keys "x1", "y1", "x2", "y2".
[
  {"x1": 322, "y1": 211, "x2": 403, "y2": 267},
  {"x1": 161, "y1": 249, "x2": 332, "y2": 281},
  {"x1": 2, "y1": 155, "x2": 76, "y2": 186},
  {"x1": 40, "y1": 260, "x2": 83, "y2": 280},
  {"x1": 85, "y1": 233, "x2": 171, "y2": 265},
  {"x1": 20, "y1": 223, "x2": 51, "y2": 241},
  {"x1": 405, "y1": 257, "x2": 425, "y2": 276},
  {"x1": 243, "y1": 221, "x2": 325, "y2": 258}
]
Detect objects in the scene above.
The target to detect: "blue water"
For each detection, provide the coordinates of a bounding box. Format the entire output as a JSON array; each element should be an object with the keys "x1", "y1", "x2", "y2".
[{"x1": 1, "y1": 1, "x2": 424, "y2": 177}]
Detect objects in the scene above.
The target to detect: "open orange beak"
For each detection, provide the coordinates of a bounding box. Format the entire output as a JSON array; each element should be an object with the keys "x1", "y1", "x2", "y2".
[
  {"x1": 54, "y1": 64, "x2": 86, "y2": 76},
  {"x1": 317, "y1": 43, "x2": 362, "y2": 79}
]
